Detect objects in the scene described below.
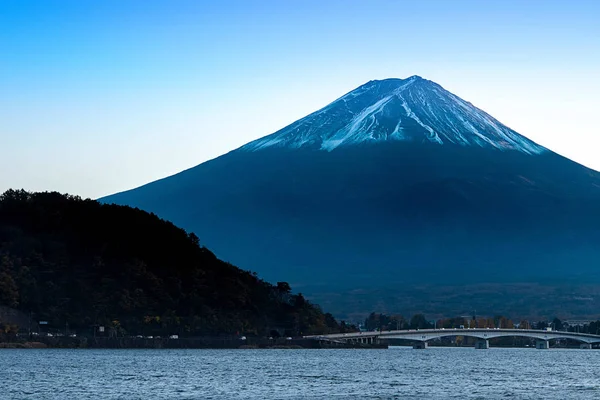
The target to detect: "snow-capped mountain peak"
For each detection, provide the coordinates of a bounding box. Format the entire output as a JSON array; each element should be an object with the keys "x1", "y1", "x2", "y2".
[{"x1": 241, "y1": 76, "x2": 546, "y2": 155}]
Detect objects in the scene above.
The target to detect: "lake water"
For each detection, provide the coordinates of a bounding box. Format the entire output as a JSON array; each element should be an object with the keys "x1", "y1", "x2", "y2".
[{"x1": 2, "y1": 347, "x2": 599, "y2": 399}]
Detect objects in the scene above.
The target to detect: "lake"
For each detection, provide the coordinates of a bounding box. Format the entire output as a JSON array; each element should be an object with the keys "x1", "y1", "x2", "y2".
[{"x1": 2, "y1": 347, "x2": 599, "y2": 399}]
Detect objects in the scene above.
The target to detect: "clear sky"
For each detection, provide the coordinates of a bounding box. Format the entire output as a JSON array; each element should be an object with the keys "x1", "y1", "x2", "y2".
[{"x1": 2, "y1": 0, "x2": 599, "y2": 199}]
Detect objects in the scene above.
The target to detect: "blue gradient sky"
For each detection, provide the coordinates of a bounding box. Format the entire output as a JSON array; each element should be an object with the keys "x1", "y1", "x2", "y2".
[{"x1": 2, "y1": 0, "x2": 599, "y2": 198}]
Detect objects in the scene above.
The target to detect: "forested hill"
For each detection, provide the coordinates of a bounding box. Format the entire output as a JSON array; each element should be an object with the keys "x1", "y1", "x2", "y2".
[{"x1": 0, "y1": 190, "x2": 351, "y2": 337}]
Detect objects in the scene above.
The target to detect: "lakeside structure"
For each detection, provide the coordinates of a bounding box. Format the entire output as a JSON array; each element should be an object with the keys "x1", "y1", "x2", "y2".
[{"x1": 306, "y1": 328, "x2": 600, "y2": 350}]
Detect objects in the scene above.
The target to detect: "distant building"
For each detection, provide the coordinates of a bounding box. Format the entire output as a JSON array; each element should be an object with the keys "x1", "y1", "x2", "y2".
[{"x1": 564, "y1": 320, "x2": 594, "y2": 327}]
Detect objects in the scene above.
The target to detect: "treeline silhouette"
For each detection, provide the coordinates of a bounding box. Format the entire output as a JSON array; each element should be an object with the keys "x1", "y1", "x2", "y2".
[{"x1": 0, "y1": 190, "x2": 355, "y2": 337}]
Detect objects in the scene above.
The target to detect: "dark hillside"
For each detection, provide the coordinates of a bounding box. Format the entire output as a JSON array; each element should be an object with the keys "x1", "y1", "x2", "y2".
[{"x1": 0, "y1": 190, "x2": 351, "y2": 337}]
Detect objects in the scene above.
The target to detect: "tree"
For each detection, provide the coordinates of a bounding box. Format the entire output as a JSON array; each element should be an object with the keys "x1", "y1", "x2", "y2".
[
  {"x1": 519, "y1": 320, "x2": 530, "y2": 330},
  {"x1": 188, "y1": 232, "x2": 200, "y2": 247},
  {"x1": 0, "y1": 255, "x2": 19, "y2": 308},
  {"x1": 390, "y1": 314, "x2": 406, "y2": 330},
  {"x1": 409, "y1": 314, "x2": 430, "y2": 330},
  {"x1": 536, "y1": 321, "x2": 548, "y2": 330},
  {"x1": 364, "y1": 312, "x2": 406, "y2": 331},
  {"x1": 294, "y1": 293, "x2": 306, "y2": 308},
  {"x1": 364, "y1": 312, "x2": 380, "y2": 331},
  {"x1": 476, "y1": 318, "x2": 488, "y2": 328},
  {"x1": 276, "y1": 282, "x2": 291, "y2": 294},
  {"x1": 552, "y1": 318, "x2": 563, "y2": 331}
]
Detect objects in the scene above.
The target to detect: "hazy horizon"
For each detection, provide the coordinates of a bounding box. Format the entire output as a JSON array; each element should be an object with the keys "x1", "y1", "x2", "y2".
[{"x1": 2, "y1": 0, "x2": 599, "y2": 199}]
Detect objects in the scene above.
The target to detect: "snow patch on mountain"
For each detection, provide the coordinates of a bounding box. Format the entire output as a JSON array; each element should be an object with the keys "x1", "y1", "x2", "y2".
[
  {"x1": 241, "y1": 76, "x2": 546, "y2": 155},
  {"x1": 321, "y1": 94, "x2": 395, "y2": 151},
  {"x1": 397, "y1": 93, "x2": 442, "y2": 145}
]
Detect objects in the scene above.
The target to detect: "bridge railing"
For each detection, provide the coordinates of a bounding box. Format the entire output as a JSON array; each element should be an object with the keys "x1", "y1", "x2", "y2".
[{"x1": 305, "y1": 328, "x2": 600, "y2": 344}]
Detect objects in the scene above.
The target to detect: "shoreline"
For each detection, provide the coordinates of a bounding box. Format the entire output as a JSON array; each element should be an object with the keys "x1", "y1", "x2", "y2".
[{"x1": 0, "y1": 339, "x2": 592, "y2": 350}]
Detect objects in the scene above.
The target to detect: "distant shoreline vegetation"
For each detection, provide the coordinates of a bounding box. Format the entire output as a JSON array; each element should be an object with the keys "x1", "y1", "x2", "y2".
[{"x1": 0, "y1": 190, "x2": 356, "y2": 341}]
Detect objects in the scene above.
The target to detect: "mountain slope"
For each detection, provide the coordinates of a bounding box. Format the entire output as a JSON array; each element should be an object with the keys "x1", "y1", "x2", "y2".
[{"x1": 101, "y1": 77, "x2": 600, "y2": 318}]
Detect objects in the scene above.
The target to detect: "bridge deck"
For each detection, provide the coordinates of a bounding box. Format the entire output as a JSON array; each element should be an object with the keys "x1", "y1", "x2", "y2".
[{"x1": 306, "y1": 328, "x2": 600, "y2": 344}]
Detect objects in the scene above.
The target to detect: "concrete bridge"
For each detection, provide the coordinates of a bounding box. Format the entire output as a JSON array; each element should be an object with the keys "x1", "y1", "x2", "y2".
[{"x1": 305, "y1": 328, "x2": 600, "y2": 349}]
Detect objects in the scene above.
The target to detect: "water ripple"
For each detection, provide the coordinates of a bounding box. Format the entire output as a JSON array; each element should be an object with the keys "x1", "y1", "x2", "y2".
[{"x1": 1, "y1": 348, "x2": 600, "y2": 399}]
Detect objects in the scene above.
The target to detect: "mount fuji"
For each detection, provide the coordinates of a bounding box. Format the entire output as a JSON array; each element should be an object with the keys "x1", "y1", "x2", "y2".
[
  {"x1": 102, "y1": 76, "x2": 600, "y2": 318},
  {"x1": 242, "y1": 76, "x2": 544, "y2": 154}
]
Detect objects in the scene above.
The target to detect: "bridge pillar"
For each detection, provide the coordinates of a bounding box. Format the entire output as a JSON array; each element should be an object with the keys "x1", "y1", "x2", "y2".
[
  {"x1": 413, "y1": 342, "x2": 428, "y2": 349},
  {"x1": 536, "y1": 340, "x2": 549, "y2": 349},
  {"x1": 580, "y1": 343, "x2": 592, "y2": 349},
  {"x1": 475, "y1": 339, "x2": 489, "y2": 349}
]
